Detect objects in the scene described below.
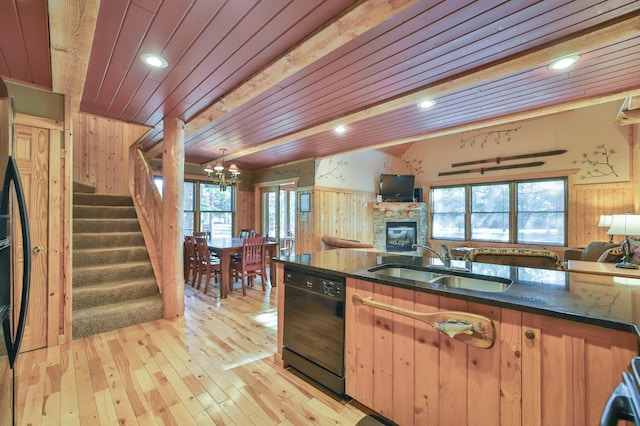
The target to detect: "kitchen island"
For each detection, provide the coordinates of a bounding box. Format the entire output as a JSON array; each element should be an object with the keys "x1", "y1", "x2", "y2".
[{"x1": 274, "y1": 249, "x2": 640, "y2": 426}]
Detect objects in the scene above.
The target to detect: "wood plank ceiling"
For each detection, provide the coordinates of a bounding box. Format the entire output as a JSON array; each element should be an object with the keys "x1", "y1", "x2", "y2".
[{"x1": 2, "y1": 0, "x2": 640, "y2": 170}]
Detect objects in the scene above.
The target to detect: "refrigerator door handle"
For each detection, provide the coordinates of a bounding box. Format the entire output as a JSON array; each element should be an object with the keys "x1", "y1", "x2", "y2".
[{"x1": 1, "y1": 157, "x2": 31, "y2": 369}]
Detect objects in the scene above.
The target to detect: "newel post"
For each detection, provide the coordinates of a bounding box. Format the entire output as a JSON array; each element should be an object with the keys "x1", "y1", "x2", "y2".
[{"x1": 162, "y1": 116, "x2": 185, "y2": 318}]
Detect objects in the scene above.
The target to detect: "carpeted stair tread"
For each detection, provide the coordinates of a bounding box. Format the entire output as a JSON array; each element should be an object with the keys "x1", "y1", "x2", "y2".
[
  {"x1": 72, "y1": 190, "x2": 162, "y2": 339},
  {"x1": 72, "y1": 296, "x2": 164, "y2": 339},
  {"x1": 74, "y1": 193, "x2": 134, "y2": 206},
  {"x1": 73, "y1": 231, "x2": 145, "y2": 249},
  {"x1": 73, "y1": 261, "x2": 154, "y2": 287},
  {"x1": 73, "y1": 181, "x2": 96, "y2": 194},
  {"x1": 73, "y1": 278, "x2": 159, "y2": 310},
  {"x1": 74, "y1": 218, "x2": 141, "y2": 233},
  {"x1": 73, "y1": 246, "x2": 149, "y2": 268},
  {"x1": 74, "y1": 205, "x2": 137, "y2": 218}
]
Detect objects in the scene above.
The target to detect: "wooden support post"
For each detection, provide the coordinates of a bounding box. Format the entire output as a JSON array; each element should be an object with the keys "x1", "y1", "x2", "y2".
[{"x1": 162, "y1": 116, "x2": 185, "y2": 319}]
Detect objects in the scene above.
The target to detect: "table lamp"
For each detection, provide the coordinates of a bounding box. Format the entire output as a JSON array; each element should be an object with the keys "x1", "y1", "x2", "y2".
[
  {"x1": 607, "y1": 214, "x2": 640, "y2": 269},
  {"x1": 597, "y1": 214, "x2": 614, "y2": 243}
]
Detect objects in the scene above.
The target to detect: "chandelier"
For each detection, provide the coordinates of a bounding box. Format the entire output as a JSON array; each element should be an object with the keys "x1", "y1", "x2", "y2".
[{"x1": 203, "y1": 148, "x2": 240, "y2": 191}]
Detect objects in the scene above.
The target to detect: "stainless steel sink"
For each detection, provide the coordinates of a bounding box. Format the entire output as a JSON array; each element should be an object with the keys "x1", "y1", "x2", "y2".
[
  {"x1": 371, "y1": 266, "x2": 443, "y2": 282},
  {"x1": 367, "y1": 265, "x2": 511, "y2": 293},
  {"x1": 429, "y1": 274, "x2": 511, "y2": 293}
]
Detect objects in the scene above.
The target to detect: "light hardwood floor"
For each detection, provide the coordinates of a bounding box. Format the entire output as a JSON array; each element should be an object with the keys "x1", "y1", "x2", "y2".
[{"x1": 15, "y1": 282, "x2": 368, "y2": 425}]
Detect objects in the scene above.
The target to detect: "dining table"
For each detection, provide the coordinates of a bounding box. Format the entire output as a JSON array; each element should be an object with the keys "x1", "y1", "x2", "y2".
[{"x1": 207, "y1": 237, "x2": 279, "y2": 298}]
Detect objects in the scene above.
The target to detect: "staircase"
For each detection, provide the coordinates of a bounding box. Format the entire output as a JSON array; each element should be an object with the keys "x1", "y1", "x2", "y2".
[{"x1": 72, "y1": 182, "x2": 163, "y2": 339}]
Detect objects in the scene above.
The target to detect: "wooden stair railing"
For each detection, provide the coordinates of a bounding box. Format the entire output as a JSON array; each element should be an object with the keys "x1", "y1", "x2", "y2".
[{"x1": 129, "y1": 146, "x2": 163, "y2": 293}]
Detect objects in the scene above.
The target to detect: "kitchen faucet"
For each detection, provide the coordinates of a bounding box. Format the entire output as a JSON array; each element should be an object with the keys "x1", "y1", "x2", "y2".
[{"x1": 412, "y1": 243, "x2": 451, "y2": 269}]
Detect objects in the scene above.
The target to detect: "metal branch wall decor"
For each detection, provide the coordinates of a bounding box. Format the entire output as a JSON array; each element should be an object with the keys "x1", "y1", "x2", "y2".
[
  {"x1": 402, "y1": 158, "x2": 424, "y2": 175},
  {"x1": 573, "y1": 144, "x2": 618, "y2": 179},
  {"x1": 274, "y1": 166, "x2": 302, "y2": 178},
  {"x1": 317, "y1": 159, "x2": 347, "y2": 182},
  {"x1": 459, "y1": 126, "x2": 521, "y2": 148}
]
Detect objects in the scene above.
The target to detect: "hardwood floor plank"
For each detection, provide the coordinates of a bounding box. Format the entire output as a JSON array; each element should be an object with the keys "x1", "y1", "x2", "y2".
[
  {"x1": 93, "y1": 388, "x2": 121, "y2": 425},
  {"x1": 16, "y1": 284, "x2": 368, "y2": 425},
  {"x1": 106, "y1": 337, "x2": 152, "y2": 417},
  {"x1": 197, "y1": 392, "x2": 235, "y2": 425},
  {"x1": 72, "y1": 339, "x2": 100, "y2": 425},
  {"x1": 15, "y1": 349, "x2": 34, "y2": 425},
  {"x1": 144, "y1": 388, "x2": 178, "y2": 426},
  {"x1": 59, "y1": 342, "x2": 81, "y2": 425},
  {"x1": 138, "y1": 322, "x2": 209, "y2": 419},
  {"x1": 20, "y1": 349, "x2": 47, "y2": 426},
  {"x1": 91, "y1": 333, "x2": 140, "y2": 425},
  {"x1": 168, "y1": 401, "x2": 198, "y2": 426}
]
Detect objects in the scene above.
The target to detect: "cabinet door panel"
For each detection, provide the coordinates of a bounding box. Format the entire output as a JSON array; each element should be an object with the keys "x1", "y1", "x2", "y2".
[
  {"x1": 413, "y1": 289, "x2": 440, "y2": 425},
  {"x1": 372, "y1": 282, "x2": 394, "y2": 418},
  {"x1": 467, "y1": 302, "x2": 501, "y2": 426},
  {"x1": 345, "y1": 279, "x2": 374, "y2": 406},
  {"x1": 391, "y1": 285, "x2": 415, "y2": 426},
  {"x1": 500, "y1": 309, "x2": 523, "y2": 425},
  {"x1": 522, "y1": 313, "x2": 637, "y2": 426},
  {"x1": 438, "y1": 297, "x2": 469, "y2": 425}
]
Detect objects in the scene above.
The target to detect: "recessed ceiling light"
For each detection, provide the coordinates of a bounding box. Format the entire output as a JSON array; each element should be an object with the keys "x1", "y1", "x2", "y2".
[
  {"x1": 334, "y1": 125, "x2": 347, "y2": 134},
  {"x1": 547, "y1": 55, "x2": 580, "y2": 71},
  {"x1": 417, "y1": 99, "x2": 436, "y2": 109},
  {"x1": 140, "y1": 53, "x2": 168, "y2": 69}
]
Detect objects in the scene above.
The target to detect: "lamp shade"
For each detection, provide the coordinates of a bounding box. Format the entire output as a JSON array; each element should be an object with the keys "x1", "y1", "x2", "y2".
[
  {"x1": 598, "y1": 214, "x2": 613, "y2": 228},
  {"x1": 607, "y1": 214, "x2": 640, "y2": 236}
]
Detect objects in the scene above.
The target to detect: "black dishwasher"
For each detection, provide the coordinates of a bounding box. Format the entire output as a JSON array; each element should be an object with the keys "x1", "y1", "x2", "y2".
[{"x1": 283, "y1": 266, "x2": 346, "y2": 395}]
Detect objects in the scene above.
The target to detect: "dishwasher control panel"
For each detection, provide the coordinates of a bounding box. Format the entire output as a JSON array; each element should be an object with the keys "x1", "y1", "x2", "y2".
[
  {"x1": 284, "y1": 267, "x2": 345, "y2": 301},
  {"x1": 321, "y1": 280, "x2": 342, "y2": 297}
]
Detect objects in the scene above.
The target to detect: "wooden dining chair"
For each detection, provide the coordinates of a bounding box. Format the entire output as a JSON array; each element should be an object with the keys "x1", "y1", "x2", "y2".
[
  {"x1": 195, "y1": 236, "x2": 221, "y2": 294},
  {"x1": 184, "y1": 236, "x2": 199, "y2": 286},
  {"x1": 232, "y1": 229, "x2": 257, "y2": 266},
  {"x1": 238, "y1": 229, "x2": 256, "y2": 238},
  {"x1": 229, "y1": 236, "x2": 267, "y2": 296}
]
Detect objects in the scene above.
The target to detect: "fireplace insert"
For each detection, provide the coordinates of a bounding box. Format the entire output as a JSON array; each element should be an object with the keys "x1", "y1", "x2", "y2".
[{"x1": 386, "y1": 221, "x2": 417, "y2": 252}]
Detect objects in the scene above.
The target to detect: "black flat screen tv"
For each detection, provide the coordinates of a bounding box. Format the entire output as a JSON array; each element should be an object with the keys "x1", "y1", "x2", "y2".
[{"x1": 379, "y1": 174, "x2": 415, "y2": 202}]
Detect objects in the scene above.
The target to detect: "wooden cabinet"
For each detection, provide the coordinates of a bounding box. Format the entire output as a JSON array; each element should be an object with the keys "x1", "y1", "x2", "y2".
[
  {"x1": 345, "y1": 278, "x2": 638, "y2": 426},
  {"x1": 521, "y1": 313, "x2": 637, "y2": 426}
]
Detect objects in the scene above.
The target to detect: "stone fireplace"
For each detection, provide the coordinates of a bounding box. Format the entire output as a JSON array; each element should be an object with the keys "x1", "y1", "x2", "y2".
[{"x1": 372, "y1": 202, "x2": 427, "y2": 255}]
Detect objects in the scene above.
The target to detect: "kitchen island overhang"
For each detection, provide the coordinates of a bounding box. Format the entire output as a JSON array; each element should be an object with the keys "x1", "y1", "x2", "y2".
[{"x1": 275, "y1": 249, "x2": 640, "y2": 336}]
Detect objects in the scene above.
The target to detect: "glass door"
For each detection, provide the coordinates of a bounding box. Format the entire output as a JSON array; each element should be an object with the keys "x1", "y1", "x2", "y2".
[{"x1": 261, "y1": 184, "x2": 296, "y2": 254}]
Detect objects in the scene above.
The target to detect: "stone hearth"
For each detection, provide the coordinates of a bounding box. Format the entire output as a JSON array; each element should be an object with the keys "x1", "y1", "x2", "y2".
[{"x1": 372, "y1": 202, "x2": 427, "y2": 255}]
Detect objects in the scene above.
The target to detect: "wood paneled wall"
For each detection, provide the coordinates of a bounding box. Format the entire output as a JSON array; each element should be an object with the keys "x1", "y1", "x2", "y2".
[
  {"x1": 73, "y1": 112, "x2": 150, "y2": 195},
  {"x1": 236, "y1": 189, "x2": 254, "y2": 234},
  {"x1": 296, "y1": 186, "x2": 376, "y2": 253},
  {"x1": 569, "y1": 181, "x2": 636, "y2": 248}
]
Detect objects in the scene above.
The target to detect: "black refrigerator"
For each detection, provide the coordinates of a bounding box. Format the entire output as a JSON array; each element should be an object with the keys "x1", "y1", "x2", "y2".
[{"x1": 0, "y1": 156, "x2": 31, "y2": 426}]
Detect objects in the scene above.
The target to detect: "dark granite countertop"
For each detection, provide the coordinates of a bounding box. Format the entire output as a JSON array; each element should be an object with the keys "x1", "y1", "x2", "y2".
[{"x1": 275, "y1": 249, "x2": 640, "y2": 335}]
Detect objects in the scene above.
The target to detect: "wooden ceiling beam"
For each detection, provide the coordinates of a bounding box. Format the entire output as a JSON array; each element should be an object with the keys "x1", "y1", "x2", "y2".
[
  {"x1": 49, "y1": 0, "x2": 100, "y2": 113},
  {"x1": 221, "y1": 13, "x2": 640, "y2": 162},
  {"x1": 615, "y1": 96, "x2": 640, "y2": 125},
  {"x1": 146, "y1": 0, "x2": 420, "y2": 158}
]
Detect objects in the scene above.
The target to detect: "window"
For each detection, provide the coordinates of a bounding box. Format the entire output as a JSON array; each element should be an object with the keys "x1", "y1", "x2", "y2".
[
  {"x1": 183, "y1": 181, "x2": 195, "y2": 236},
  {"x1": 431, "y1": 186, "x2": 465, "y2": 239},
  {"x1": 430, "y1": 178, "x2": 567, "y2": 246},
  {"x1": 471, "y1": 184, "x2": 509, "y2": 242},
  {"x1": 516, "y1": 180, "x2": 565, "y2": 245},
  {"x1": 153, "y1": 178, "x2": 234, "y2": 237},
  {"x1": 200, "y1": 182, "x2": 234, "y2": 238}
]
